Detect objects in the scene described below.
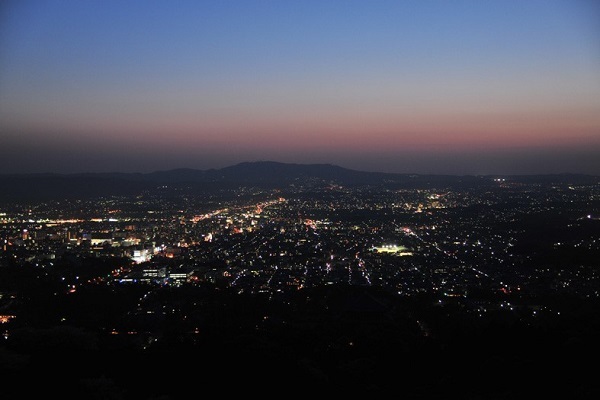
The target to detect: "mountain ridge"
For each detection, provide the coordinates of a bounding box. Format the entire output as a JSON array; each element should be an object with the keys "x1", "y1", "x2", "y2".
[
  {"x1": 0, "y1": 161, "x2": 598, "y2": 202},
  {"x1": 2, "y1": 160, "x2": 597, "y2": 179}
]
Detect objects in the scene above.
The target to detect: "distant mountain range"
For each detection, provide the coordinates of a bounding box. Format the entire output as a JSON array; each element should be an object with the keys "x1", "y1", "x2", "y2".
[{"x1": 0, "y1": 161, "x2": 598, "y2": 202}]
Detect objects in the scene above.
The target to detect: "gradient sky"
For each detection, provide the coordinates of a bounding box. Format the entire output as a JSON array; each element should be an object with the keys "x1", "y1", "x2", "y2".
[{"x1": 1, "y1": 0, "x2": 599, "y2": 175}]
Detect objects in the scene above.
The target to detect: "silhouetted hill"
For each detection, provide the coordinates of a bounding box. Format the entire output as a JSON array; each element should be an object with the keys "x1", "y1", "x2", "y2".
[
  {"x1": 216, "y1": 161, "x2": 392, "y2": 184},
  {"x1": 0, "y1": 161, "x2": 598, "y2": 202}
]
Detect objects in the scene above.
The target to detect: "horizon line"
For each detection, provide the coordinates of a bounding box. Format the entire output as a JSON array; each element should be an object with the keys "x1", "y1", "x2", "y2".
[{"x1": 1, "y1": 160, "x2": 599, "y2": 178}]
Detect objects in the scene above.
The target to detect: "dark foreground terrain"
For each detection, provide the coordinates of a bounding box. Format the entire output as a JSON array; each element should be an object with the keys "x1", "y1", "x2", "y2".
[{"x1": 1, "y1": 281, "x2": 599, "y2": 399}]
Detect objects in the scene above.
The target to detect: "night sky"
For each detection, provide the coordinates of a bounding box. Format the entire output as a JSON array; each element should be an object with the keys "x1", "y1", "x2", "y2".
[{"x1": 1, "y1": 0, "x2": 599, "y2": 175}]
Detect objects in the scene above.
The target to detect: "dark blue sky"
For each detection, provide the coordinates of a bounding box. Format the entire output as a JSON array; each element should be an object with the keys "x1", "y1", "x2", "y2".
[{"x1": 1, "y1": 0, "x2": 599, "y2": 174}]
